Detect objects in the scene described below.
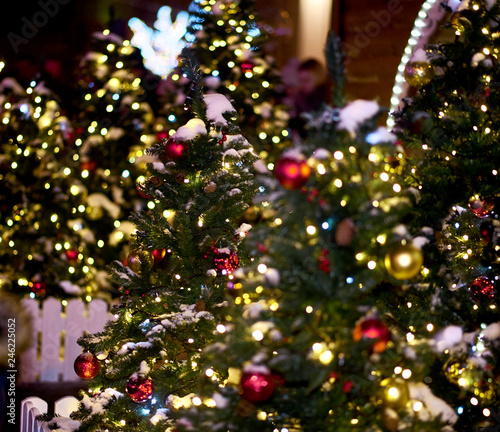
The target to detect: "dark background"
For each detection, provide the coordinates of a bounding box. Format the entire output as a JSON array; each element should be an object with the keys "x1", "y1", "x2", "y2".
[{"x1": 0, "y1": 0, "x2": 436, "y2": 109}]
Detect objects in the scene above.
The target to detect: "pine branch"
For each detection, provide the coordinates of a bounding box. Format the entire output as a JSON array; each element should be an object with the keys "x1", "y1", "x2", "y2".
[
  {"x1": 324, "y1": 31, "x2": 346, "y2": 108},
  {"x1": 179, "y1": 47, "x2": 206, "y2": 121}
]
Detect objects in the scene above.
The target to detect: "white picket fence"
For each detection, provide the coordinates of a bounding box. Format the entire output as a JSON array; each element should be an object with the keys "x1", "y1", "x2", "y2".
[
  {"x1": 20, "y1": 297, "x2": 113, "y2": 383},
  {"x1": 17, "y1": 297, "x2": 113, "y2": 432},
  {"x1": 20, "y1": 396, "x2": 79, "y2": 432}
]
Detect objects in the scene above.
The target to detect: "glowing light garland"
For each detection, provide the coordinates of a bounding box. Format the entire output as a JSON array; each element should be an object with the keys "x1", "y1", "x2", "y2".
[
  {"x1": 128, "y1": 6, "x2": 190, "y2": 78},
  {"x1": 387, "y1": 0, "x2": 446, "y2": 128}
]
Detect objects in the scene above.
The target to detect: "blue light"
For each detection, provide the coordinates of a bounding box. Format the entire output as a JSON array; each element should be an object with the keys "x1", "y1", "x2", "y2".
[
  {"x1": 457, "y1": 406, "x2": 464, "y2": 415},
  {"x1": 19, "y1": 104, "x2": 29, "y2": 114},
  {"x1": 321, "y1": 221, "x2": 329, "y2": 230},
  {"x1": 168, "y1": 114, "x2": 176, "y2": 122},
  {"x1": 455, "y1": 222, "x2": 460, "y2": 229},
  {"x1": 151, "y1": 398, "x2": 157, "y2": 404},
  {"x1": 112, "y1": 94, "x2": 119, "y2": 100},
  {"x1": 258, "y1": 186, "x2": 266, "y2": 193},
  {"x1": 30, "y1": 80, "x2": 36, "y2": 87},
  {"x1": 248, "y1": 27, "x2": 260, "y2": 37},
  {"x1": 212, "y1": 70, "x2": 219, "y2": 77},
  {"x1": 346, "y1": 277, "x2": 354, "y2": 284},
  {"x1": 142, "y1": 409, "x2": 150, "y2": 415},
  {"x1": 122, "y1": 170, "x2": 130, "y2": 178},
  {"x1": 365, "y1": 131, "x2": 386, "y2": 145},
  {"x1": 89, "y1": 82, "x2": 94, "y2": 88}
]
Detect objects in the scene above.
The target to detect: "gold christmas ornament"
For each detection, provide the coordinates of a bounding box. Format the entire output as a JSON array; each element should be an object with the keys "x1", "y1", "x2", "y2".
[
  {"x1": 382, "y1": 407, "x2": 399, "y2": 432},
  {"x1": 86, "y1": 205, "x2": 104, "y2": 220},
  {"x1": 384, "y1": 243, "x2": 423, "y2": 280},
  {"x1": 404, "y1": 61, "x2": 434, "y2": 88},
  {"x1": 379, "y1": 377, "x2": 409, "y2": 409},
  {"x1": 204, "y1": 182, "x2": 216, "y2": 193},
  {"x1": 127, "y1": 249, "x2": 154, "y2": 274},
  {"x1": 450, "y1": 11, "x2": 471, "y2": 33},
  {"x1": 444, "y1": 358, "x2": 495, "y2": 400},
  {"x1": 444, "y1": 358, "x2": 468, "y2": 385}
]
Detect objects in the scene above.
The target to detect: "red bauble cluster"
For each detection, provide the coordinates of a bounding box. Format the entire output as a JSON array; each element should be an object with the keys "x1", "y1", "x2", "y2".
[
  {"x1": 29, "y1": 280, "x2": 46, "y2": 297},
  {"x1": 241, "y1": 61, "x2": 254, "y2": 74},
  {"x1": 213, "y1": 249, "x2": 239, "y2": 275},
  {"x1": 274, "y1": 156, "x2": 311, "y2": 190},
  {"x1": 126, "y1": 374, "x2": 154, "y2": 403},
  {"x1": 353, "y1": 317, "x2": 390, "y2": 353},
  {"x1": 469, "y1": 276, "x2": 495, "y2": 302},
  {"x1": 240, "y1": 371, "x2": 275, "y2": 403},
  {"x1": 66, "y1": 250, "x2": 79, "y2": 261},
  {"x1": 318, "y1": 249, "x2": 330, "y2": 273},
  {"x1": 74, "y1": 352, "x2": 101, "y2": 380},
  {"x1": 164, "y1": 137, "x2": 186, "y2": 160}
]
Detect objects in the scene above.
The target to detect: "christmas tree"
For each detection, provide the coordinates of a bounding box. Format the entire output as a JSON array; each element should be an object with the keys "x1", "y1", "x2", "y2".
[
  {"x1": 158, "y1": 0, "x2": 291, "y2": 169},
  {"x1": 164, "y1": 33, "x2": 461, "y2": 431},
  {"x1": 51, "y1": 49, "x2": 258, "y2": 431},
  {"x1": 0, "y1": 76, "x2": 102, "y2": 301},
  {"x1": 390, "y1": 1, "x2": 500, "y2": 429},
  {"x1": 70, "y1": 30, "x2": 160, "y2": 280}
]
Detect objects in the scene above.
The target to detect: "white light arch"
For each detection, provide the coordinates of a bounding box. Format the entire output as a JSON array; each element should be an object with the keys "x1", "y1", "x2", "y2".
[{"x1": 386, "y1": 0, "x2": 446, "y2": 128}]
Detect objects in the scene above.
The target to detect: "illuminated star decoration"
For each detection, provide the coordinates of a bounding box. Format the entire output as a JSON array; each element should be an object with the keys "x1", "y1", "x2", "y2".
[{"x1": 128, "y1": 6, "x2": 190, "y2": 78}]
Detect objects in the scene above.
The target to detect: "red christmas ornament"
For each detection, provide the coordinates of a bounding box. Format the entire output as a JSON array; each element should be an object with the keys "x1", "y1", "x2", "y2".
[
  {"x1": 66, "y1": 250, "x2": 78, "y2": 261},
  {"x1": 74, "y1": 352, "x2": 101, "y2": 380},
  {"x1": 164, "y1": 137, "x2": 186, "y2": 160},
  {"x1": 274, "y1": 156, "x2": 311, "y2": 190},
  {"x1": 213, "y1": 249, "x2": 239, "y2": 274},
  {"x1": 307, "y1": 188, "x2": 319, "y2": 203},
  {"x1": 469, "y1": 197, "x2": 494, "y2": 218},
  {"x1": 151, "y1": 248, "x2": 167, "y2": 264},
  {"x1": 126, "y1": 374, "x2": 154, "y2": 403},
  {"x1": 241, "y1": 61, "x2": 255, "y2": 74},
  {"x1": 343, "y1": 380, "x2": 354, "y2": 393},
  {"x1": 240, "y1": 371, "x2": 275, "y2": 402},
  {"x1": 156, "y1": 131, "x2": 169, "y2": 141},
  {"x1": 469, "y1": 276, "x2": 495, "y2": 301},
  {"x1": 353, "y1": 317, "x2": 390, "y2": 353},
  {"x1": 80, "y1": 160, "x2": 97, "y2": 174},
  {"x1": 318, "y1": 249, "x2": 330, "y2": 273},
  {"x1": 257, "y1": 243, "x2": 268, "y2": 253},
  {"x1": 136, "y1": 184, "x2": 151, "y2": 199},
  {"x1": 29, "y1": 280, "x2": 46, "y2": 297},
  {"x1": 480, "y1": 221, "x2": 493, "y2": 243}
]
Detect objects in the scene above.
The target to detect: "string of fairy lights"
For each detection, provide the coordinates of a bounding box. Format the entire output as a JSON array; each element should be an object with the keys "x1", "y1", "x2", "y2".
[{"x1": 387, "y1": 0, "x2": 445, "y2": 129}]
